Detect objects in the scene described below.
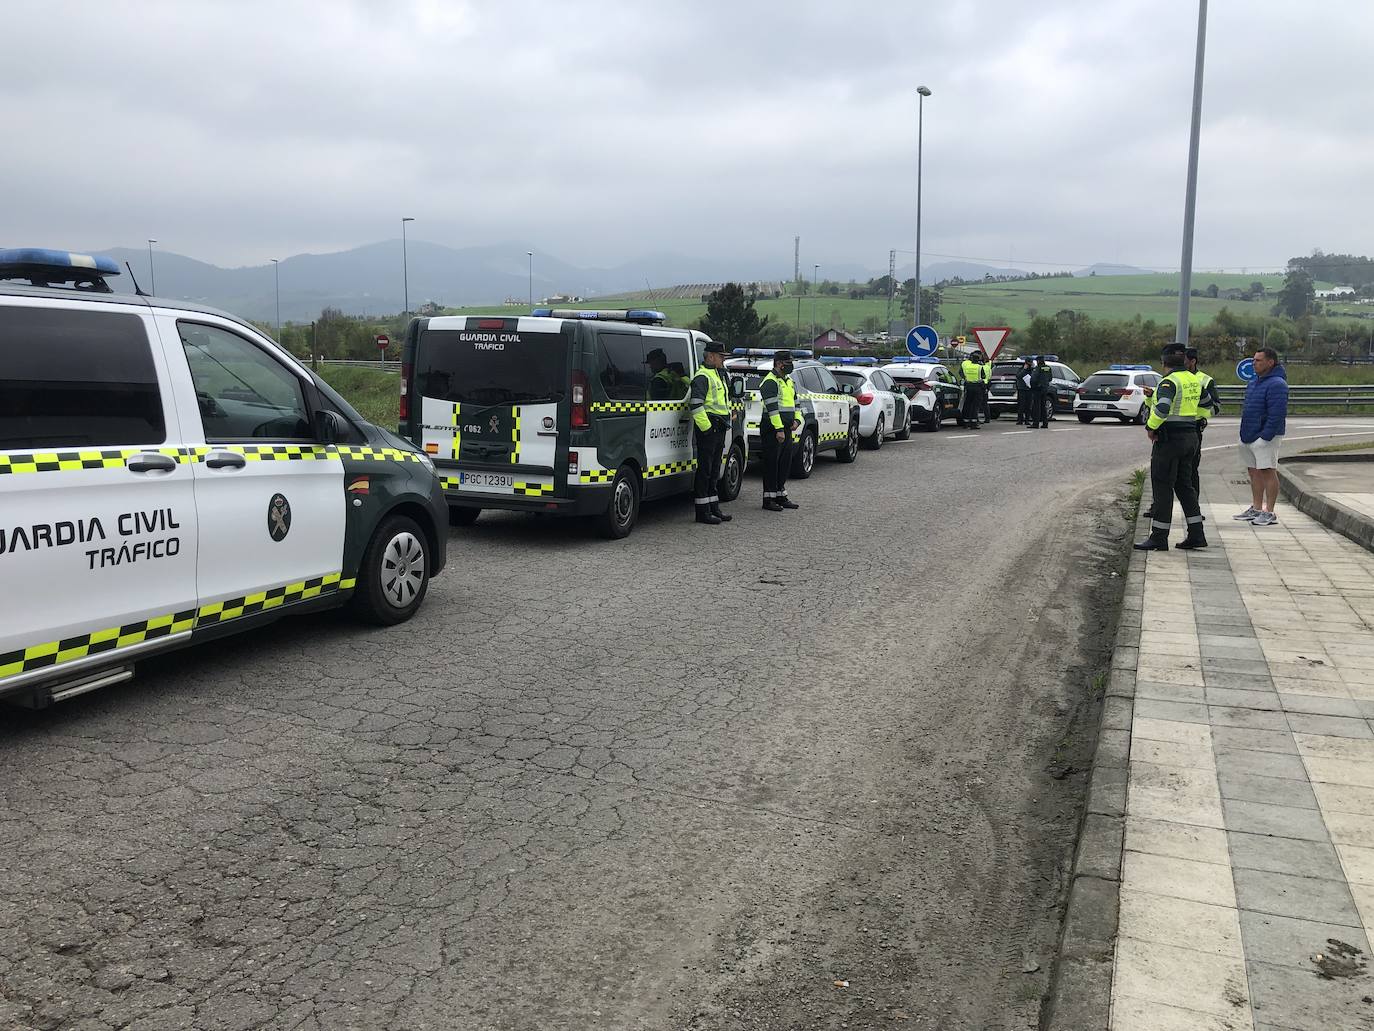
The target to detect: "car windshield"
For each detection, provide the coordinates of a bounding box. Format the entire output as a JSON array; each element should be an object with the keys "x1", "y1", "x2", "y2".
[
  {"x1": 990, "y1": 365, "x2": 1023, "y2": 378},
  {"x1": 830, "y1": 370, "x2": 867, "y2": 389},
  {"x1": 416, "y1": 326, "x2": 570, "y2": 406},
  {"x1": 1082, "y1": 374, "x2": 1130, "y2": 390}
]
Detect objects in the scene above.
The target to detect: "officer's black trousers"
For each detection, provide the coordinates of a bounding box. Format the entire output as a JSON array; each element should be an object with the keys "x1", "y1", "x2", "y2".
[
  {"x1": 1149, "y1": 426, "x2": 1202, "y2": 536},
  {"x1": 693, "y1": 423, "x2": 726, "y2": 507},
  {"x1": 1016, "y1": 389, "x2": 1031, "y2": 423},
  {"x1": 961, "y1": 383, "x2": 984, "y2": 425},
  {"x1": 1029, "y1": 390, "x2": 1048, "y2": 426},
  {"x1": 1188, "y1": 424, "x2": 1204, "y2": 500},
  {"x1": 760, "y1": 427, "x2": 792, "y2": 500}
]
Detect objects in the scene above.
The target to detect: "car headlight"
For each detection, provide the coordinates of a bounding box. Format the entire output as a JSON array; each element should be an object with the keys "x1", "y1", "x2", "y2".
[{"x1": 415, "y1": 451, "x2": 435, "y2": 473}]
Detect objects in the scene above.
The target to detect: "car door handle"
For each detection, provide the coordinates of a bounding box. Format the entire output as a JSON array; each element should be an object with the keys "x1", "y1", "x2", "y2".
[
  {"x1": 205, "y1": 450, "x2": 247, "y2": 470},
  {"x1": 125, "y1": 452, "x2": 177, "y2": 473}
]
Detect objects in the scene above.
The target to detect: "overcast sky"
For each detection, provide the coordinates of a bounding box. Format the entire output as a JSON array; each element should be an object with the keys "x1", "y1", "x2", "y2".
[{"x1": 6, "y1": 0, "x2": 1369, "y2": 276}]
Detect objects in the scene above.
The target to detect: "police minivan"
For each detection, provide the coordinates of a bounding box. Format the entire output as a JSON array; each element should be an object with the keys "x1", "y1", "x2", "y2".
[
  {"x1": 0, "y1": 249, "x2": 448, "y2": 708},
  {"x1": 402, "y1": 309, "x2": 747, "y2": 538}
]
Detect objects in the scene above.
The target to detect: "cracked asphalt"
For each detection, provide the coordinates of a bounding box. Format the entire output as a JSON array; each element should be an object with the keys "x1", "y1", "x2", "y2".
[{"x1": 1, "y1": 417, "x2": 1149, "y2": 1031}]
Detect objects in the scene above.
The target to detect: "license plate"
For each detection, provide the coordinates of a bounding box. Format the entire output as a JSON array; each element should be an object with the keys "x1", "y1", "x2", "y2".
[{"x1": 457, "y1": 471, "x2": 516, "y2": 493}]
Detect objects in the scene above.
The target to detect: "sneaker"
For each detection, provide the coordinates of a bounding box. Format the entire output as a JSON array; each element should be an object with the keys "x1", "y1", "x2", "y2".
[
  {"x1": 1233, "y1": 506, "x2": 1260, "y2": 521},
  {"x1": 1252, "y1": 511, "x2": 1277, "y2": 526}
]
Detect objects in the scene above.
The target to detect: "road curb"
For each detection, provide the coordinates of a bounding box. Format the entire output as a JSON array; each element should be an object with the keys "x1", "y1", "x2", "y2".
[
  {"x1": 1278, "y1": 460, "x2": 1374, "y2": 553},
  {"x1": 1042, "y1": 515, "x2": 1142, "y2": 1030}
]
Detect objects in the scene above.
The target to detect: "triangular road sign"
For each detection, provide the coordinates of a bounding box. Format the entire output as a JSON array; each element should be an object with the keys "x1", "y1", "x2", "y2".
[{"x1": 970, "y1": 326, "x2": 1012, "y2": 360}]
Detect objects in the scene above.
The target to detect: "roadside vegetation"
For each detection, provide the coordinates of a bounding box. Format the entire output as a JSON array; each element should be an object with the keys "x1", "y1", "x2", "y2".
[
  {"x1": 1300, "y1": 439, "x2": 1374, "y2": 455},
  {"x1": 317, "y1": 365, "x2": 398, "y2": 427}
]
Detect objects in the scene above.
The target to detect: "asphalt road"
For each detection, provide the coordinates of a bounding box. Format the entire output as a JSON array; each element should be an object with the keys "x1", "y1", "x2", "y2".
[{"x1": 3, "y1": 416, "x2": 1370, "y2": 1031}]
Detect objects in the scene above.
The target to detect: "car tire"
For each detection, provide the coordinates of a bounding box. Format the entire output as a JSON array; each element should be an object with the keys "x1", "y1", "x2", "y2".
[
  {"x1": 1078, "y1": 413, "x2": 1096, "y2": 423},
  {"x1": 863, "y1": 415, "x2": 884, "y2": 450},
  {"x1": 352, "y1": 514, "x2": 431, "y2": 626},
  {"x1": 1134, "y1": 405, "x2": 1147, "y2": 425},
  {"x1": 923, "y1": 406, "x2": 941, "y2": 432},
  {"x1": 448, "y1": 505, "x2": 480, "y2": 527},
  {"x1": 988, "y1": 410, "x2": 1000, "y2": 421},
  {"x1": 895, "y1": 409, "x2": 912, "y2": 441},
  {"x1": 835, "y1": 419, "x2": 859, "y2": 464},
  {"x1": 718, "y1": 441, "x2": 745, "y2": 502},
  {"x1": 598, "y1": 464, "x2": 640, "y2": 539},
  {"x1": 792, "y1": 428, "x2": 818, "y2": 477}
]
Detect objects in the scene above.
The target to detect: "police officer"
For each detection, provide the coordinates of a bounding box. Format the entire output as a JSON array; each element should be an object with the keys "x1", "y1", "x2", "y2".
[
  {"x1": 1186, "y1": 345, "x2": 1222, "y2": 501},
  {"x1": 959, "y1": 350, "x2": 985, "y2": 429},
  {"x1": 1030, "y1": 356, "x2": 1052, "y2": 428},
  {"x1": 1015, "y1": 356, "x2": 1034, "y2": 424},
  {"x1": 759, "y1": 350, "x2": 802, "y2": 511},
  {"x1": 689, "y1": 342, "x2": 733, "y2": 525},
  {"x1": 1135, "y1": 347, "x2": 1206, "y2": 551},
  {"x1": 647, "y1": 348, "x2": 676, "y2": 400}
]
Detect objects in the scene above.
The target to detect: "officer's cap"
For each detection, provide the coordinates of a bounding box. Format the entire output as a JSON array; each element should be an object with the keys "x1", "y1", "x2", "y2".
[
  {"x1": 646, "y1": 347, "x2": 667, "y2": 363},
  {"x1": 703, "y1": 341, "x2": 727, "y2": 355},
  {"x1": 773, "y1": 350, "x2": 793, "y2": 363},
  {"x1": 1161, "y1": 342, "x2": 1187, "y2": 358}
]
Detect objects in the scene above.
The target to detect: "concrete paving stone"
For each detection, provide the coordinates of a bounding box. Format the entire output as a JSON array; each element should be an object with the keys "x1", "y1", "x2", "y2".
[
  {"x1": 1214, "y1": 748, "x2": 1309, "y2": 782},
  {"x1": 1312, "y1": 781, "x2": 1374, "y2": 818},
  {"x1": 1089, "y1": 763, "x2": 1129, "y2": 818},
  {"x1": 1130, "y1": 784, "x2": 1226, "y2": 829},
  {"x1": 1205, "y1": 688, "x2": 1281, "y2": 711},
  {"x1": 1123, "y1": 851, "x2": 1238, "y2": 908},
  {"x1": 1135, "y1": 738, "x2": 1217, "y2": 771},
  {"x1": 1345, "y1": 680, "x2": 1374, "y2": 702},
  {"x1": 1113, "y1": 646, "x2": 1141, "y2": 670},
  {"x1": 1141, "y1": 631, "x2": 1204, "y2": 648},
  {"x1": 1201, "y1": 634, "x2": 1262, "y2": 650},
  {"x1": 1102, "y1": 695, "x2": 1134, "y2": 732},
  {"x1": 1195, "y1": 623, "x2": 1258, "y2": 639},
  {"x1": 1304, "y1": 755, "x2": 1374, "y2": 789},
  {"x1": 1268, "y1": 661, "x2": 1344, "y2": 684},
  {"x1": 1296, "y1": 733, "x2": 1374, "y2": 762},
  {"x1": 1237, "y1": 908, "x2": 1371, "y2": 971},
  {"x1": 1112, "y1": 937, "x2": 1251, "y2": 1019},
  {"x1": 1202, "y1": 642, "x2": 1266, "y2": 661},
  {"x1": 1203, "y1": 671, "x2": 1275, "y2": 692},
  {"x1": 1245, "y1": 958, "x2": 1374, "y2": 1029},
  {"x1": 1322, "y1": 808, "x2": 1374, "y2": 846},
  {"x1": 1137, "y1": 664, "x2": 1208, "y2": 688},
  {"x1": 1222, "y1": 798, "x2": 1330, "y2": 841},
  {"x1": 1285, "y1": 712, "x2": 1372, "y2": 740},
  {"x1": 1270, "y1": 674, "x2": 1351, "y2": 699},
  {"x1": 1202, "y1": 657, "x2": 1274, "y2": 676},
  {"x1": 1131, "y1": 761, "x2": 1224, "y2": 798},
  {"x1": 1108, "y1": 668, "x2": 1138, "y2": 699},
  {"x1": 1139, "y1": 680, "x2": 1208, "y2": 704},
  {"x1": 1062, "y1": 874, "x2": 1120, "y2": 950},
  {"x1": 1277, "y1": 692, "x2": 1366, "y2": 718},
  {"x1": 1336, "y1": 843, "x2": 1374, "y2": 887},
  {"x1": 1119, "y1": 887, "x2": 1244, "y2": 958},
  {"x1": 1228, "y1": 830, "x2": 1346, "y2": 881},
  {"x1": 1233, "y1": 867, "x2": 1362, "y2": 927},
  {"x1": 1217, "y1": 771, "x2": 1318, "y2": 810},
  {"x1": 1137, "y1": 698, "x2": 1212, "y2": 725},
  {"x1": 1210, "y1": 727, "x2": 1298, "y2": 755},
  {"x1": 1097, "y1": 728, "x2": 1132, "y2": 768},
  {"x1": 1136, "y1": 717, "x2": 1213, "y2": 748},
  {"x1": 1127, "y1": 817, "x2": 1231, "y2": 866},
  {"x1": 1207, "y1": 706, "x2": 1290, "y2": 733},
  {"x1": 1351, "y1": 882, "x2": 1374, "y2": 938},
  {"x1": 1075, "y1": 813, "x2": 1125, "y2": 881},
  {"x1": 1112, "y1": 997, "x2": 1255, "y2": 1031}
]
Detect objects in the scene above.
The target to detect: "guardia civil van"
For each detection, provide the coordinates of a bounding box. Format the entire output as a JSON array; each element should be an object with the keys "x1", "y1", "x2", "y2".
[
  {"x1": 402, "y1": 309, "x2": 747, "y2": 538},
  {"x1": 0, "y1": 249, "x2": 448, "y2": 708}
]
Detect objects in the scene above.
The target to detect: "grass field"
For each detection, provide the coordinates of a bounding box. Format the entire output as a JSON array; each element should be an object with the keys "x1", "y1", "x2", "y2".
[{"x1": 318, "y1": 365, "x2": 398, "y2": 426}]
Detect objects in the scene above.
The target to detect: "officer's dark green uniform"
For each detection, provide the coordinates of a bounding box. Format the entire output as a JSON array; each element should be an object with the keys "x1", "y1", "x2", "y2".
[
  {"x1": 959, "y1": 354, "x2": 986, "y2": 429},
  {"x1": 759, "y1": 353, "x2": 802, "y2": 511},
  {"x1": 1030, "y1": 358, "x2": 1052, "y2": 428},
  {"x1": 690, "y1": 343, "x2": 732, "y2": 525},
  {"x1": 1015, "y1": 358, "x2": 1034, "y2": 424},
  {"x1": 647, "y1": 348, "x2": 678, "y2": 401},
  {"x1": 1136, "y1": 358, "x2": 1205, "y2": 551}
]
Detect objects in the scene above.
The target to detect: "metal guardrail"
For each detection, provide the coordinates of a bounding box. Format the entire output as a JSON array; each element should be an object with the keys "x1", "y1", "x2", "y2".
[
  {"x1": 1214, "y1": 384, "x2": 1374, "y2": 409},
  {"x1": 315, "y1": 359, "x2": 401, "y2": 373}
]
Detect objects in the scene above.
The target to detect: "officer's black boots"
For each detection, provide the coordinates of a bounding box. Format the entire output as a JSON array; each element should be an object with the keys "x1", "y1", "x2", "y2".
[
  {"x1": 695, "y1": 505, "x2": 722, "y2": 525},
  {"x1": 1133, "y1": 531, "x2": 1169, "y2": 551},
  {"x1": 762, "y1": 499, "x2": 783, "y2": 512},
  {"x1": 777, "y1": 496, "x2": 799, "y2": 510},
  {"x1": 1177, "y1": 528, "x2": 1208, "y2": 550},
  {"x1": 710, "y1": 504, "x2": 732, "y2": 522}
]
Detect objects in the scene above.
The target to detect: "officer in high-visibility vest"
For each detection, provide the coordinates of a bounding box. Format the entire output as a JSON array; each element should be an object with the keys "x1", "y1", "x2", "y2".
[
  {"x1": 1136, "y1": 347, "x2": 1206, "y2": 551},
  {"x1": 959, "y1": 350, "x2": 986, "y2": 429},
  {"x1": 689, "y1": 341, "x2": 733, "y2": 525},
  {"x1": 1186, "y1": 345, "x2": 1222, "y2": 501},
  {"x1": 647, "y1": 348, "x2": 677, "y2": 400},
  {"x1": 759, "y1": 350, "x2": 803, "y2": 511}
]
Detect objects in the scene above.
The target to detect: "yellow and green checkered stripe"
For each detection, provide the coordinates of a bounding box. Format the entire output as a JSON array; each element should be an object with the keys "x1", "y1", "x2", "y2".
[
  {"x1": 451, "y1": 403, "x2": 462, "y2": 461},
  {"x1": 0, "y1": 444, "x2": 423, "y2": 477},
  {"x1": 645, "y1": 459, "x2": 697, "y2": 478},
  {"x1": 513, "y1": 481, "x2": 553, "y2": 496},
  {"x1": 800, "y1": 392, "x2": 851, "y2": 403},
  {"x1": 510, "y1": 406, "x2": 521, "y2": 464},
  {"x1": 0, "y1": 573, "x2": 356, "y2": 681},
  {"x1": 578, "y1": 469, "x2": 614, "y2": 484},
  {"x1": 819, "y1": 430, "x2": 849, "y2": 443},
  {"x1": 590, "y1": 401, "x2": 687, "y2": 414}
]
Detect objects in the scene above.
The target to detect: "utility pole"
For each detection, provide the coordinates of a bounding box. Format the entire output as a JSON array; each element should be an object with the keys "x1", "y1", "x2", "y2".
[
  {"x1": 794, "y1": 235, "x2": 800, "y2": 284},
  {"x1": 270, "y1": 258, "x2": 280, "y2": 338},
  {"x1": 401, "y1": 217, "x2": 415, "y2": 318},
  {"x1": 914, "y1": 86, "x2": 932, "y2": 328},
  {"x1": 812, "y1": 264, "x2": 820, "y2": 346},
  {"x1": 1174, "y1": 0, "x2": 1209, "y2": 346},
  {"x1": 147, "y1": 239, "x2": 157, "y2": 295},
  {"x1": 886, "y1": 249, "x2": 896, "y2": 328}
]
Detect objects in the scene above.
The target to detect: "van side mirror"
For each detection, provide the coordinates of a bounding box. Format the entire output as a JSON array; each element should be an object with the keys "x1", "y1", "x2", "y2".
[
  {"x1": 314, "y1": 409, "x2": 348, "y2": 443},
  {"x1": 729, "y1": 377, "x2": 746, "y2": 400}
]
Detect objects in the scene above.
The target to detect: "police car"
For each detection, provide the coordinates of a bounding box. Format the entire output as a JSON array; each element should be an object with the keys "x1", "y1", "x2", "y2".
[
  {"x1": 819, "y1": 357, "x2": 912, "y2": 447},
  {"x1": 884, "y1": 359, "x2": 964, "y2": 431},
  {"x1": 986, "y1": 355, "x2": 1082, "y2": 418},
  {"x1": 1073, "y1": 364, "x2": 1161, "y2": 424},
  {"x1": 403, "y1": 309, "x2": 747, "y2": 539},
  {"x1": 723, "y1": 350, "x2": 860, "y2": 476},
  {"x1": 0, "y1": 249, "x2": 448, "y2": 708}
]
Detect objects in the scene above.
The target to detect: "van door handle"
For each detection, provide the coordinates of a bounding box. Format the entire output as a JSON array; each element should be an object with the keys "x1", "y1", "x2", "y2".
[
  {"x1": 126, "y1": 452, "x2": 177, "y2": 473},
  {"x1": 205, "y1": 451, "x2": 247, "y2": 470}
]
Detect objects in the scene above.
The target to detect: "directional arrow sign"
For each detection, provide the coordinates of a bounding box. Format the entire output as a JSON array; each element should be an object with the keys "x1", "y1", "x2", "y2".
[
  {"x1": 906, "y1": 324, "x2": 939, "y2": 358},
  {"x1": 970, "y1": 326, "x2": 1012, "y2": 360},
  {"x1": 1236, "y1": 357, "x2": 1256, "y2": 382}
]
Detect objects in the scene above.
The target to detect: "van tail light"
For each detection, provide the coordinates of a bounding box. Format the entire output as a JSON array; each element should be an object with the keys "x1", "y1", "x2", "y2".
[
  {"x1": 400, "y1": 362, "x2": 411, "y2": 421},
  {"x1": 856, "y1": 391, "x2": 875, "y2": 405},
  {"x1": 477, "y1": 318, "x2": 505, "y2": 330},
  {"x1": 571, "y1": 370, "x2": 590, "y2": 429},
  {"x1": 568, "y1": 450, "x2": 580, "y2": 477}
]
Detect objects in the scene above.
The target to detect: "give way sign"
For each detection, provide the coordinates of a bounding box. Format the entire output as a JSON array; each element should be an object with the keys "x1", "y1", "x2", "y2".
[{"x1": 970, "y1": 326, "x2": 1012, "y2": 361}]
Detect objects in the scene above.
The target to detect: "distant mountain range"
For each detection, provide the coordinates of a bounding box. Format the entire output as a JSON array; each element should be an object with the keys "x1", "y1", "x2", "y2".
[{"x1": 76, "y1": 240, "x2": 1145, "y2": 322}]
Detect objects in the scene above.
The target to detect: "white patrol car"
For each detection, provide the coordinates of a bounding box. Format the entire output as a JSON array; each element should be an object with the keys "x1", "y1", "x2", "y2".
[
  {"x1": 724, "y1": 350, "x2": 860, "y2": 476},
  {"x1": 1073, "y1": 364, "x2": 1161, "y2": 424},
  {"x1": 819, "y1": 357, "x2": 913, "y2": 448},
  {"x1": 402, "y1": 309, "x2": 748, "y2": 538},
  {"x1": 0, "y1": 249, "x2": 448, "y2": 709},
  {"x1": 883, "y1": 359, "x2": 964, "y2": 431}
]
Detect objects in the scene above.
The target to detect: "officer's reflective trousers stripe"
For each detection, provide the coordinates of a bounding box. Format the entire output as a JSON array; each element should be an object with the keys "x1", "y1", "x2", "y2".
[
  {"x1": 693, "y1": 424, "x2": 725, "y2": 507},
  {"x1": 760, "y1": 427, "x2": 792, "y2": 500},
  {"x1": 1148, "y1": 426, "x2": 1202, "y2": 534}
]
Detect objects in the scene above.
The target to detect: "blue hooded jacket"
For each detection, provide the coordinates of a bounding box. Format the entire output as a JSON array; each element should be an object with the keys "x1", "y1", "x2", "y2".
[{"x1": 1240, "y1": 363, "x2": 1288, "y2": 443}]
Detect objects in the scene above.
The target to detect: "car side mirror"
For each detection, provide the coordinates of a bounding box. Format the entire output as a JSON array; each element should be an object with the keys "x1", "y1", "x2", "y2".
[{"x1": 314, "y1": 409, "x2": 348, "y2": 443}]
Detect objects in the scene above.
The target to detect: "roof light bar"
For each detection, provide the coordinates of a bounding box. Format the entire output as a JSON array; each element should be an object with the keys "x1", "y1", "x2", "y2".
[
  {"x1": 0, "y1": 248, "x2": 121, "y2": 293},
  {"x1": 531, "y1": 307, "x2": 666, "y2": 325}
]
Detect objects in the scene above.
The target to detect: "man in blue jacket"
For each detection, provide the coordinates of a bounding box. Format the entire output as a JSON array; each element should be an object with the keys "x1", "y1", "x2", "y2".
[{"x1": 1233, "y1": 348, "x2": 1288, "y2": 526}]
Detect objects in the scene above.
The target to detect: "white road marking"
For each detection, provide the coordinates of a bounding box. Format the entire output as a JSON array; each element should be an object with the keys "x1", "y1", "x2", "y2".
[
  {"x1": 1202, "y1": 430, "x2": 1373, "y2": 453},
  {"x1": 1003, "y1": 430, "x2": 1032, "y2": 435},
  {"x1": 947, "y1": 434, "x2": 978, "y2": 439}
]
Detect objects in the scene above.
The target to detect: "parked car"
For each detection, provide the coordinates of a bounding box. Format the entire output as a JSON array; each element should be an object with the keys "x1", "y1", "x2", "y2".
[
  {"x1": 987, "y1": 356, "x2": 1082, "y2": 418},
  {"x1": 1073, "y1": 365, "x2": 1160, "y2": 424},
  {"x1": 820, "y1": 357, "x2": 912, "y2": 448},
  {"x1": 884, "y1": 360, "x2": 964, "y2": 431},
  {"x1": 725, "y1": 350, "x2": 860, "y2": 476}
]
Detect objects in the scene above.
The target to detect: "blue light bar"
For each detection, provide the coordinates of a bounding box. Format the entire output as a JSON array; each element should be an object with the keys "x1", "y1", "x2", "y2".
[
  {"x1": 819, "y1": 356, "x2": 878, "y2": 365},
  {"x1": 529, "y1": 307, "x2": 665, "y2": 325},
  {"x1": 1110, "y1": 364, "x2": 1154, "y2": 371},
  {"x1": 0, "y1": 248, "x2": 121, "y2": 276},
  {"x1": 730, "y1": 348, "x2": 813, "y2": 358},
  {"x1": 624, "y1": 309, "x2": 667, "y2": 323}
]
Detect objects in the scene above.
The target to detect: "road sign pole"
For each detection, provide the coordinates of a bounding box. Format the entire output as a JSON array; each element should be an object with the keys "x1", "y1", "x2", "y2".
[{"x1": 1175, "y1": 0, "x2": 1208, "y2": 347}]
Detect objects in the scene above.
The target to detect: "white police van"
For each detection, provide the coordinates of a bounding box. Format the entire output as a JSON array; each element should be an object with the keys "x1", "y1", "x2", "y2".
[{"x1": 0, "y1": 249, "x2": 448, "y2": 708}]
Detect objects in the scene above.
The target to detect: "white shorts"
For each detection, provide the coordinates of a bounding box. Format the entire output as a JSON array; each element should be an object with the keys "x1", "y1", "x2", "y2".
[{"x1": 1239, "y1": 436, "x2": 1283, "y2": 470}]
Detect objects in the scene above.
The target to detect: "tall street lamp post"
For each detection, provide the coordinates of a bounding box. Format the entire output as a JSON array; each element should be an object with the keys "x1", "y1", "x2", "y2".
[
  {"x1": 270, "y1": 258, "x2": 280, "y2": 337},
  {"x1": 527, "y1": 250, "x2": 534, "y2": 308},
  {"x1": 401, "y1": 217, "x2": 415, "y2": 318},
  {"x1": 1175, "y1": 1, "x2": 1208, "y2": 346},
  {"x1": 914, "y1": 85, "x2": 932, "y2": 329},
  {"x1": 812, "y1": 264, "x2": 820, "y2": 345},
  {"x1": 147, "y1": 239, "x2": 157, "y2": 295}
]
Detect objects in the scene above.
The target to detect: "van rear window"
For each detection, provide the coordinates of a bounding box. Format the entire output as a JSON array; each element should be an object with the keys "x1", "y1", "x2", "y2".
[{"x1": 416, "y1": 328, "x2": 568, "y2": 406}]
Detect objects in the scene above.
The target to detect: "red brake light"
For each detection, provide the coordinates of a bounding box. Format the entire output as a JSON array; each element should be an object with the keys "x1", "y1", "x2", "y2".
[
  {"x1": 1112, "y1": 388, "x2": 1131, "y2": 398},
  {"x1": 856, "y1": 391, "x2": 875, "y2": 405},
  {"x1": 400, "y1": 362, "x2": 412, "y2": 421},
  {"x1": 914, "y1": 380, "x2": 932, "y2": 391},
  {"x1": 571, "y1": 370, "x2": 590, "y2": 429},
  {"x1": 477, "y1": 318, "x2": 505, "y2": 330},
  {"x1": 1075, "y1": 387, "x2": 1087, "y2": 395}
]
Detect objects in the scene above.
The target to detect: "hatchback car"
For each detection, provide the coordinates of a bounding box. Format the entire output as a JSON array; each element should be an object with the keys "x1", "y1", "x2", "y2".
[
  {"x1": 1073, "y1": 365, "x2": 1160, "y2": 423},
  {"x1": 821, "y1": 358, "x2": 912, "y2": 448},
  {"x1": 987, "y1": 357, "x2": 1082, "y2": 418},
  {"x1": 884, "y1": 360, "x2": 964, "y2": 431}
]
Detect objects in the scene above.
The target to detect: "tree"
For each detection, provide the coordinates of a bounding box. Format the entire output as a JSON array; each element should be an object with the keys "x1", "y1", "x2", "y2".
[
  {"x1": 1266, "y1": 326, "x2": 1290, "y2": 350},
  {"x1": 1205, "y1": 283, "x2": 1219, "y2": 298},
  {"x1": 1275, "y1": 269, "x2": 1315, "y2": 319},
  {"x1": 700, "y1": 282, "x2": 770, "y2": 347},
  {"x1": 1249, "y1": 280, "x2": 1265, "y2": 298},
  {"x1": 897, "y1": 280, "x2": 942, "y2": 324},
  {"x1": 1025, "y1": 315, "x2": 1060, "y2": 352}
]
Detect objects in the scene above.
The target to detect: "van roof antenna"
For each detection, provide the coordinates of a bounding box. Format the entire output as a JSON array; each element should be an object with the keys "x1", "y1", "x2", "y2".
[{"x1": 125, "y1": 261, "x2": 150, "y2": 297}]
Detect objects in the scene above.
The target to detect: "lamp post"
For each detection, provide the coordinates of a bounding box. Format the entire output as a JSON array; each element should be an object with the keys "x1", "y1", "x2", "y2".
[
  {"x1": 147, "y1": 239, "x2": 157, "y2": 295},
  {"x1": 401, "y1": 217, "x2": 415, "y2": 317},
  {"x1": 1174, "y1": 0, "x2": 1208, "y2": 346},
  {"x1": 270, "y1": 258, "x2": 280, "y2": 337},
  {"x1": 527, "y1": 250, "x2": 534, "y2": 308},
  {"x1": 914, "y1": 86, "x2": 932, "y2": 329},
  {"x1": 812, "y1": 264, "x2": 820, "y2": 345}
]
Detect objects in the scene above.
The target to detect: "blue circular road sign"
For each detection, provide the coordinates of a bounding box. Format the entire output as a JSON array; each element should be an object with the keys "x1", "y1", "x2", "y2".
[
  {"x1": 1236, "y1": 357, "x2": 1256, "y2": 382},
  {"x1": 907, "y1": 324, "x2": 939, "y2": 358}
]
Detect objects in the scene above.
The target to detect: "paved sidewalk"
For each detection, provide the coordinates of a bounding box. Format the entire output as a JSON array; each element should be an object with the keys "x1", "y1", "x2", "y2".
[{"x1": 1110, "y1": 460, "x2": 1374, "y2": 1029}]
